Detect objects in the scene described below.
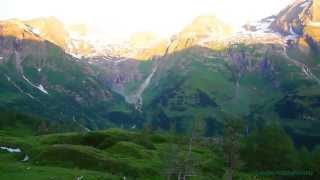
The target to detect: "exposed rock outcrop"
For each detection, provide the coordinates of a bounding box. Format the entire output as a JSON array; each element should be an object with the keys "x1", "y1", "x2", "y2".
[
  {"x1": 135, "y1": 15, "x2": 233, "y2": 60},
  {"x1": 271, "y1": 0, "x2": 320, "y2": 53}
]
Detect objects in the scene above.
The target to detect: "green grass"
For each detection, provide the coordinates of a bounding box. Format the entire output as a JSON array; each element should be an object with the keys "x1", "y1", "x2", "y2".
[
  {"x1": 0, "y1": 128, "x2": 228, "y2": 179},
  {"x1": 0, "y1": 161, "x2": 117, "y2": 180},
  {"x1": 0, "y1": 43, "x2": 134, "y2": 130}
]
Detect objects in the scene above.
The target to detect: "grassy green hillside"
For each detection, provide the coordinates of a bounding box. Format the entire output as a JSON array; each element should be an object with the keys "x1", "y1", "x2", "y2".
[
  {"x1": 0, "y1": 129, "x2": 226, "y2": 179},
  {"x1": 0, "y1": 40, "x2": 135, "y2": 130},
  {"x1": 138, "y1": 45, "x2": 320, "y2": 144},
  {"x1": 1, "y1": 110, "x2": 320, "y2": 179}
]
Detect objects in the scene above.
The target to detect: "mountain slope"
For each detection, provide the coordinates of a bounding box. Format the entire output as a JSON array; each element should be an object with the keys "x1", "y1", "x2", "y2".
[
  {"x1": 271, "y1": 0, "x2": 320, "y2": 52},
  {"x1": 117, "y1": 6, "x2": 320, "y2": 140},
  {"x1": 0, "y1": 20, "x2": 136, "y2": 130},
  {"x1": 1, "y1": 1, "x2": 320, "y2": 142},
  {"x1": 79, "y1": 11, "x2": 320, "y2": 140},
  {"x1": 23, "y1": 17, "x2": 69, "y2": 49},
  {"x1": 140, "y1": 44, "x2": 318, "y2": 133},
  {"x1": 135, "y1": 15, "x2": 233, "y2": 60}
]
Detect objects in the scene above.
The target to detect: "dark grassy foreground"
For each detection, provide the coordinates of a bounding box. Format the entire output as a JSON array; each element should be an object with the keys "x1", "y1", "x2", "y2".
[
  {"x1": 0, "y1": 128, "x2": 228, "y2": 180},
  {"x1": 1, "y1": 110, "x2": 319, "y2": 179}
]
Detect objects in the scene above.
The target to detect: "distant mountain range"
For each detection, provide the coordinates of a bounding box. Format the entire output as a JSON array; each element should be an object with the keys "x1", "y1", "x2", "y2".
[{"x1": 0, "y1": 0, "x2": 320, "y2": 144}]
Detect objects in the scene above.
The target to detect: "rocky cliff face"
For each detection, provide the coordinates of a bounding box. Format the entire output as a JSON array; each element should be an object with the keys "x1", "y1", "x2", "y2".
[
  {"x1": 24, "y1": 17, "x2": 70, "y2": 49},
  {"x1": 271, "y1": 0, "x2": 312, "y2": 35},
  {"x1": 0, "y1": 20, "x2": 50, "y2": 63},
  {"x1": 134, "y1": 15, "x2": 233, "y2": 60},
  {"x1": 271, "y1": 0, "x2": 320, "y2": 52}
]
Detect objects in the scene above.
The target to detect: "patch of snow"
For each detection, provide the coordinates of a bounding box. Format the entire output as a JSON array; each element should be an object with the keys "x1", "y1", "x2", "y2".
[
  {"x1": 232, "y1": 18, "x2": 278, "y2": 44},
  {"x1": 285, "y1": 35, "x2": 298, "y2": 41},
  {"x1": 31, "y1": 28, "x2": 41, "y2": 36},
  {"x1": 285, "y1": 25, "x2": 299, "y2": 41},
  {"x1": 23, "y1": 75, "x2": 35, "y2": 87},
  {"x1": 300, "y1": 1, "x2": 311, "y2": 8},
  {"x1": 5, "y1": 75, "x2": 11, "y2": 81},
  {"x1": 76, "y1": 176, "x2": 84, "y2": 180},
  {"x1": 250, "y1": 20, "x2": 273, "y2": 34},
  {"x1": 23, "y1": 75, "x2": 49, "y2": 95},
  {"x1": 1, "y1": 146, "x2": 30, "y2": 162},
  {"x1": 70, "y1": 52, "x2": 82, "y2": 59},
  {"x1": 25, "y1": 24, "x2": 42, "y2": 36},
  {"x1": 126, "y1": 62, "x2": 159, "y2": 110},
  {"x1": 37, "y1": 68, "x2": 42, "y2": 72},
  {"x1": 22, "y1": 155, "x2": 29, "y2": 162},
  {"x1": 37, "y1": 84, "x2": 49, "y2": 94},
  {"x1": 0, "y1": 146, "x2": 21, "y2": 153},
  {"x1": 0, "y1": 57, "x2": 3, "y2": 60}
]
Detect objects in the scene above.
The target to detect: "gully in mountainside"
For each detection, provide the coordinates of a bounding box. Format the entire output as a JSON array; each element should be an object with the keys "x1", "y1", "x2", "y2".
[
  {"x1": 126, "y1": 60, "x2": 159, "y2": 111},
  {"x1": 282, "y1": 44, "x2": 320, "y2": 84}
]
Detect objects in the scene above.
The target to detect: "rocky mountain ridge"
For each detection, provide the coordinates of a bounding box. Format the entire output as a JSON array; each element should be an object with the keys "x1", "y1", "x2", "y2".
[{"x1": 0, "y1": 0, "x2": 320, "y2": 137}]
